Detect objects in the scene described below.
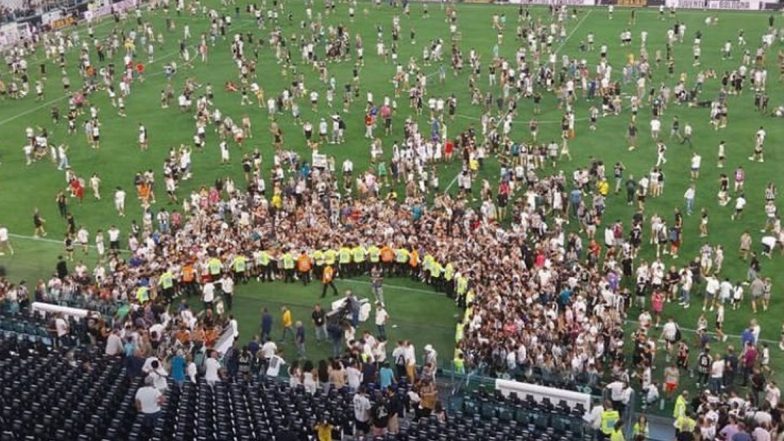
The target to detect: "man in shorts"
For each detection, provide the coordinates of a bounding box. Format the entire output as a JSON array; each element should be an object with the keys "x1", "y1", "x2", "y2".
[{"x1": 664, "y1": 362, "x2": 680, "y2": 399}]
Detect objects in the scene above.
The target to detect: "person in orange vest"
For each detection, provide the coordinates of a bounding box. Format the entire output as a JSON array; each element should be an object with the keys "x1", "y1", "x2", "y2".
[
  {"x1": 409, "y1": 249, "x2": 419, "y2": 280},
  {"x1": 321, "y1": 264, "x2": 338, "y2": 297},
  {"x1": 380, "y1": 245, "x2": 395, "y2": 276},
  {"x1": 181, "y1": 261, "x2": 196, "y2": 297},
  {"x1": 296, "y1": 250, "x2": 313, "y2": 285}
]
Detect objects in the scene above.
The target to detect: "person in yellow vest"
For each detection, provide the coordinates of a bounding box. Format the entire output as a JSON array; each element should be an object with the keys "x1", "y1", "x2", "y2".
[
  {"x1": 455, "y1": 272, "x2": 469, "y2": 307},
  {"x1": 312, "y1": 248, "x2": 325, "y2": 280},
  {"x1": 207, "y1": 255, "x2": 222, "y2": 281},
  {"x1": 136, "y1": 285, "x2": 150, "y2": 304},
  {"x1": 158, "y1": 269, "x2": 175, "y2": 303},
  {"x1": 609, "y1": 421, "x2": 625, "y2": 441},
  {"x1": 443, "y1": 263, "x2": 455, "y2": 298},
  {"x1": 324, "y1": 247, "x2": 337, "y2": 270},
  {"x1": 394, "y1": 247, "x2": 409, "y2": 276},
  {"x1": 430, "y1": 260, "x2": 443, "y2": 292},
  {"x1": 367, "y1": 244, "x2": 381, "y2": 266},
  {"x1": 352, "y1": 244, "x2": 367, "y2": 276},
  {"x1": 674, "y1": 411, "x2": 696, "y2": 439},
  {"x1": 453, "y1": 349, "x2": 465, "y2": 375},
  {"x1": 232, "y1": 254, "x2": 247, "y2": 283},
  {"x1": 338, "y1": 245, "x2": 351, "y2": 278},
  {"x1": 422, "y1": 253, "x2": 433, "y2": 283},
  {"x1": 673, "y1": 390, "x2": 688, "y2": 420},
  {"x1": 599, "y1": 401, "x2": 620, "y2": 441},
  {"x1": 321, "y1": 264, "x2": 338, "y2": 297},
  {"x1": 257, "y1": 249, "x2": 273, "y2": 282},
  {"x1": 296, "y1": 250, "x2": 313, "y2": 285},
  {"x1": 281, "y1": 249, "x2": 295, "y2": 283}
]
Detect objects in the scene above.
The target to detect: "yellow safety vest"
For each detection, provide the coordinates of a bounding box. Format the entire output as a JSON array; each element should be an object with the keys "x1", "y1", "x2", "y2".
[
  {"x1": 208, "y1": 258, "x2": 222, "y2": 275},
  {"x1": 431, "y1": 262, "x2": 443, "y2": 278},
  {"x1": 233, "y1": 256, "x2": 246, "y2": 272},
  {"x1": 136, "y1": 287, "x2": 150, "y2": 303},
  {"x1": 368, "y1": 246, "x2": 380, "y2": 263},
  {"x1": 260, "y1": 251, "x2": 272, "y2": 266},
  {"x1": 457, "y1": 276, "x2": 468, "y2": 294},
  {"x1": 313, "y1": 250, "x2": 325, "y2": 266},
  {"x1": 159, "y1": 272, "x2": 173, "y2": 289},
  {"x1": 444, "y1": 263, "x2": 455, "y2": 281},
  {"x1": 600, "y1": 410, "x2": 620, "y2": 435},
  {"x1": 673, "y1": 396, "x2": 687, "y2": 419},
  {"x1": 453, "y1": 356, "x2": 465, "y2": 374},
  {"x1": 324, "y1": 249, "x2": 337, "y2": 265},
  {"x1": 282, "y1": 253, "x2": 295, "y2": 270},
  {"x1": 352, "y1": 246, "x2": 366, "y2": 263},
  {"x1": 338, "y1": 247, "x2": 351, "y2": 264},
  {"x1": 395, "y1": 248, "x2": 409, "y2": 263}
]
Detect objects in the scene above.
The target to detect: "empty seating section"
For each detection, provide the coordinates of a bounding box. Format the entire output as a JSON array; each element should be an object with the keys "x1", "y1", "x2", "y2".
[
  {"x1": 0, "y1": 310, "x2": 54, "y2": 344},
  {"x1": 459, "y1": 388, "x2": 591, "y2": 441}
]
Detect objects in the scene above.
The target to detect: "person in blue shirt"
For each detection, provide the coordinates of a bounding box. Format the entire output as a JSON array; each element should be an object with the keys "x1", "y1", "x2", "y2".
[
  {"x1": 741, "y1": 327, "x2": 755, "y2": 348},
  {"x1": 260, "y1": 308, "x2": 273, "y2": 342},
  {"x1": 558, "y1": 288, "x2": 573, "y2": 308},
  {"x1": 411, "y1": 204, "x2": 423, "y2": 221},
  {"x1": 379, "y1": 362, "x2": 395, "y2": 389},
  {"x1": 569, "y1": 188, "x2": 582, "y2": 218},
  {"x1": 170, "y1": 350, "x2": 186, "y2": 388}
]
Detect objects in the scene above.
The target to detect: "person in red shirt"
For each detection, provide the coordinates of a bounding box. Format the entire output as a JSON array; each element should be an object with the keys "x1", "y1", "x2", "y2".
[{"x1": 364, "y1": 113, "x2": 374, "y2": 139}]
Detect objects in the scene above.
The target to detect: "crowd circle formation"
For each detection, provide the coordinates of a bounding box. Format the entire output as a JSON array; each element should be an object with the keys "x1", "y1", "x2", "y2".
[{"x1": 1, "y1": 0, "x2": 784, "y2": 440}]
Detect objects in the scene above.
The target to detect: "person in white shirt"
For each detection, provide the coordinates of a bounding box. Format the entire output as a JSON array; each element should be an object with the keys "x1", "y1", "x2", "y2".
[
  {"x1": 690, "y1": 152, "x2": 701, "y2": 179},
  {"x1": 204, "y1": 351, "x2": 222, "y2": 385},
  {"x1": 114, "y1": 187, "x2": 126, "y2": 217},
  {"x1": 202, "y1": 281, "x2": 215, "y2": 309},
  {"x1": 352, "y1": 387, "x2": 372, "y2": 437},
  {"x1": 54, "y1": 314, "x2": 69, "y2": 347},
  {"x1": 0, "y1": 225, "x2": 13, "y2": 256},
  {"x1": 220, "y1": 274, "x2": 235, "y2": 310},
  {"x1": 375, "y1": 303, "x2": 389, "y2": 339},
  {"x1": 709, "y1": 359, "x2": 725, "y2": 394},
  {"x1": 583, "y1": 400, "x2": 604, "y2": 431},
  {"x1": 684, "y1": 184, "x2": 696, "y2": 216},
  {"x1": 135, "y1": 376, "x2": 164, "y2": 429},
  {"x1": 346, "y1": 362, "x2": 363, "y2": 391},
  {"x1": 146, "y1": 359, "x2": 169, "y2": 391},
  {"x1": 732, "y1": 194, "x2": 747, "y2": 220},
  {"x1": 186, "y1": 358, "x2": 197, "y2": 383},
  {"x1": 105, "y1": 328, "x2": 124, "y2": 356},
  {"x1": 266, "y1": 350, "x2": 286, "y2": 377}
]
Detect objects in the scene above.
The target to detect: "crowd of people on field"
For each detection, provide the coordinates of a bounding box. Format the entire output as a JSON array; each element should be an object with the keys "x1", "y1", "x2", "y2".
[{"x1": 2, "y1": 0, "x2": 784, "y2": 440}]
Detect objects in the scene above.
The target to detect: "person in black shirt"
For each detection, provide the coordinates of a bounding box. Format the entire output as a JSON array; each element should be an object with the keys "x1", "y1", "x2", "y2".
[
  {"x1": 312, "y1": 304, "x2": 326, "y2": 342},
  {"x1": 56, "y1": 255, "x2": 68, "y2": 279},
  {"x1": 371, "y1": 393, "x2": 390, "y2": 437}
]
